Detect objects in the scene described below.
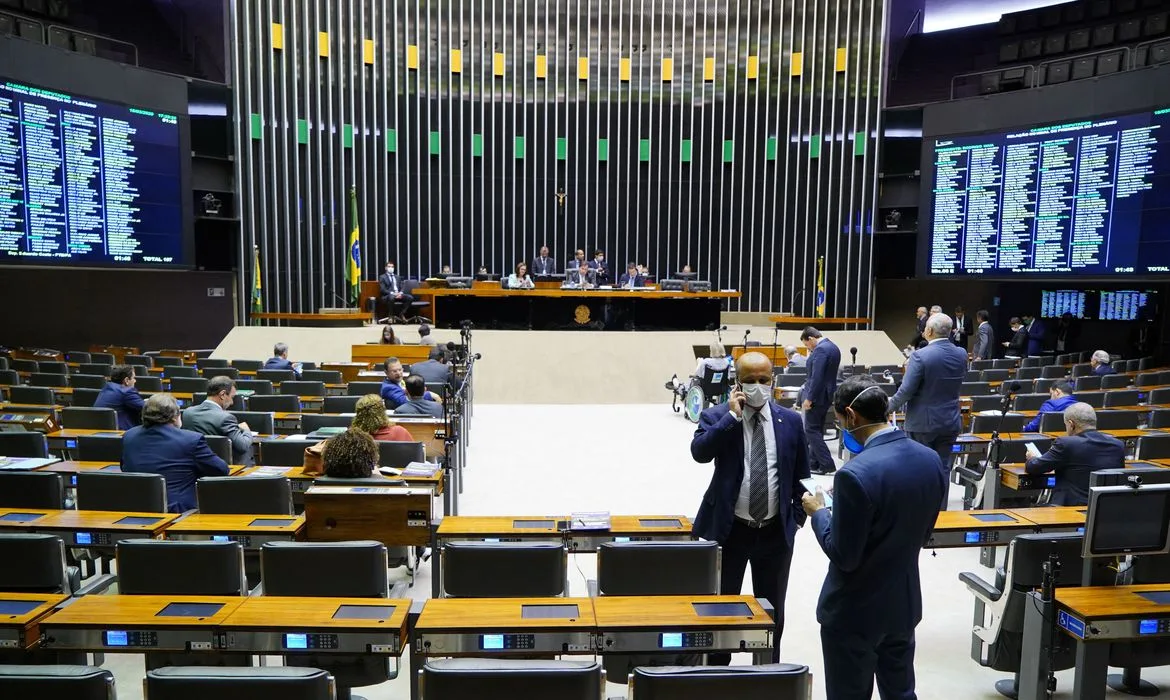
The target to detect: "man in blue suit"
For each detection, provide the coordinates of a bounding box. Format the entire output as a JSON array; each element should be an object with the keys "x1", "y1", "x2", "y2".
[
  {"x1": 803, "y1": 376, "x2": 945, "y2": 700},
  {"x1": 1091, "y1": 350, "x2": 1116, "y2": 376},
  {"x1": 690, "y1": 351, "x2": 810, "y2": 664},
  {"x1": 122, "y1": 393, "x2": 229, "y2": 513},
  {"x1": 263, "y1": 342, "x2": 302, "y2": 379},
  {"x1": 1023, "y1": 313, "x2": 1045, "y2": 356},
  {"x1": 1022, "y1": 380, "x2": 1076, "y2": 433},
  {"x1": 1025, "y1": 402, "x2": 1125, "y2": 506},
  {"x1": 888, "y1": 313, "x2": 967, "y2": 508},
  {"x1": 94, "y1": 365, "x2": 145, "y2": 430},
  {"x1": 801, "y1": 326, "x2": 841, "y2": 475}
]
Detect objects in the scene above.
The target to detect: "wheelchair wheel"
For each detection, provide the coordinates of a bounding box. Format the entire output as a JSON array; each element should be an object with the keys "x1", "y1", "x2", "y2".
[{"x1": 684, "y1": 385, "x2": 706, "y2": 423}]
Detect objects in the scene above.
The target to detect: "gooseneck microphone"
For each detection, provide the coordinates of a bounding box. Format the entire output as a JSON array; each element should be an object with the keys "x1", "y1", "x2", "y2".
[{"x1": 849, "y1": 346, "x2": 858, "y2": 377}]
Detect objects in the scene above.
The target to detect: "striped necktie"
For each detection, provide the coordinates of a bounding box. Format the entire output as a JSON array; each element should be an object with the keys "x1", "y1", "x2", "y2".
[{"x1": 749, "y1": 411, "x2": 769, "y2": 521}]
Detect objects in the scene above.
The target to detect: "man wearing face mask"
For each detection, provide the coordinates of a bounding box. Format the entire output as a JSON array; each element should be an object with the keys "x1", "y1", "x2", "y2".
[
  {"x1": 690, "y1": 351, "x2": 810, "y2": 665},
  {"x1": 802, "y1": 376, "x2": 945, "y2": 700},
  {"x1": 887, "y1": 313, "x2": 966, "y2": 509},
  {"x1": 379, "y1": 260, "x2": 413, "y2": 319}
]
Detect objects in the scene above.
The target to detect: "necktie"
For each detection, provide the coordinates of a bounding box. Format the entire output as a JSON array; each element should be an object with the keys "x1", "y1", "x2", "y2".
[{"x1": 749, "y1": 411, "x2": 769, "y2": 521}]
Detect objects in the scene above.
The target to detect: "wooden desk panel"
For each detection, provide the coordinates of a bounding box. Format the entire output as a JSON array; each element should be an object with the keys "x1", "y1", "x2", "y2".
[
  {"x1": 593, "y1": 595, "x2": 771, "y2": 629},
  {"x1": 165, "y1": 514, "x2": 305, "y2": 535},
  {"x1": 436, "y1": 515, "x2": 567, "y2": 537},
  {"x1": 933, "y1": 509, "x2": 1035, "y2": 531},
  {"x1": 608, "y1": 515, "x2": 694, "y2": 534},
  {"x1": 1057, "y1": 585, "x2": 1170, "y2": 620},
  {"x1": 37, "y1": 510, "x2": 178, "y2": 533},
  {"x1": 0, "y1": 509, "x2": 59, "y2": 528},
  {"x1": 416, "y1": 598, "x2": 596, "y2": 631},
  {"x1": 44, "y1": 595, "x2": 245, "y2": 627},
  {"x1": 238, "y1": 465, "x2": 443, "y2": 495},
  {"x1": 352, "y1": 344, "x2": 432, "y2": 365},
  {"x1": 44, "y1": 461, "x2": 247, "y2": 477},
  {"x1": 0, "y1": 592, "x2": 68, "y2": 650},
  {"x1": 1006, "y1": 507, "x2": 1085, "y2": 528},
  {"x1": 304, "y1": 484, "x2": 433, "y2": 547},
  {"x1": 415, "y1": 288, "x2": 739, "y2": 300},
  {"x1": 767, "y1": 316, "x2": 871, "y2": 327},
  {"x1": 224, "y1": 597, "x2": 410, "y2": 633}
]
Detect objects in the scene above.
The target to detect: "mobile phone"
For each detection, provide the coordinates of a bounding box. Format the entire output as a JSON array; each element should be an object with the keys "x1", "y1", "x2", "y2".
[{"x1": 800, "y1": 478, "x2": 833, "y2": 508}]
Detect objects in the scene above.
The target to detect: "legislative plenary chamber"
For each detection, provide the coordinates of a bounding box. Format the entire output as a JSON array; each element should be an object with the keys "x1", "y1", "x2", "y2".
[{"x1": 4, "y1": 0, "x2": 1170, "y2": 699}]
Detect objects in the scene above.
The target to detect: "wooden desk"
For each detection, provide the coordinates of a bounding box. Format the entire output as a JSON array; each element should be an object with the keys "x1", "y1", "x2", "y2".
[
  {"x1": 568, "y1": 515, "x2": 695, "y2": 551},
  {"x1": 1056, "y1": 585, "x2": 1170, "y2": 640},
  {"x1": 34, "y1": 510, "x2": 179, "y2": 547},
  {"x1": 0, "y1": 593, "x2": 68, "y2": 650},
  {"x1": 239, "y1": 465, "x2": 443, "y2": 496},
  {"x1": 415, "y1": 597, "x2": 596, "y2": 655},
  {"x1": 164, "y1": 513, "x2": 305, "y2": 549},
  {"x1": 268, "y1": 416, "x2": 447, "y2": 456},
  {"x1": 435, "y1": 515, "x2": 568, "y2": 540},
  {"x1": 219, "y1": 596, "x2": 410, "y2": 655},
  {"x1": 321, "y1": 362, "x2": 372, "y2": 383},
  {"x1": 767, "y1": 316, "x2": 871, "y2": 328},
  {"x1": 1006, "y1": 506, "x2": 1085, "y2": 528},
  {"x1": 44, "y1": 428, "x2": 122, "y2": 452},
  {"x1": 252, "y1": 312, "x2": 371, "y2": 327},
  {"x1": 304, "y1": 484, "x2": 433, "y2": 547},
  {"x1": 593, "y1": 595, "x2": 773, "y2": 656},
  {"x1": 42, "y1": 461, "x2": 247, "y2": 482},
  {"x1": 40, "y1": 595, "x2": 246, "y2": 652},
  {"x1": 926, "y1": 509, "x2": 1039, "y2": 548},
  {"x1": 0, "y1": 508, "x2": 60, "y2": 529},
  {"x1": 351, "y1": 344, "x2": 432, "y2": 366},
  {"x1": 1000, "y1": 460, "x2": 1167, "y2": 492}
]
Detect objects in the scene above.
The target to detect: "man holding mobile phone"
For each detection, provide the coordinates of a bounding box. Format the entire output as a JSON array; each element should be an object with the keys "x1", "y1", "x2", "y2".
[{"x1": 690, "y1": 351, "x2": 810, "y2": 664}]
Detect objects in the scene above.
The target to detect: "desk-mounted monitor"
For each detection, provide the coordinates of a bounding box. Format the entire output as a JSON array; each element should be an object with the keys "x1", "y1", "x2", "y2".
[{"x1": 1083, "y1": 484, "x2": 1170, "y2": 558}]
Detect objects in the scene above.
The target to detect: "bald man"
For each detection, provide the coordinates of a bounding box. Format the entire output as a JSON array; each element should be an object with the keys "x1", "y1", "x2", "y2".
[{"x1": 690, "y1": 351, "x2": 811, "y2": 663}]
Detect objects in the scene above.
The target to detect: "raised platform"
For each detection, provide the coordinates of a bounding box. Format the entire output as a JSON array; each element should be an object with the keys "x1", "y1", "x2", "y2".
[{"x1": 212, "y1": 325, "x2": 904, "y2": 404}]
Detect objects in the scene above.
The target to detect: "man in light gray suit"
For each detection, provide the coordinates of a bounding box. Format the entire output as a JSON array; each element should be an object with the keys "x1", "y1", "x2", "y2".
[
  {"x1": 972, "y1": 309, "x2": 995, "y2": 360},
  {"x1": 887, "y1": 313, "x2": 968, "y2": 509},
  {"x1": 181, "y1": 376, "x2": 254, "y2": 467},
  {"x1": 409, "y1": 346, "x2": 452, "y2": 388}
]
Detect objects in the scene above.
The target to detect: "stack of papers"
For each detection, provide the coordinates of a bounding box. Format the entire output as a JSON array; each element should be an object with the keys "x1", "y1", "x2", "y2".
[
  {"x1": 570, "y1": 511, "x2": 611, "y2": 530},
  {"x1": 401, "y1": 462, "x2": 439, "y2": 477},
  {"x1": 0, "y1": 456, "x2": 60, "y2": 470},
  {"x1": 246, "y1": 466, "x2": 292, "y2": 477}
]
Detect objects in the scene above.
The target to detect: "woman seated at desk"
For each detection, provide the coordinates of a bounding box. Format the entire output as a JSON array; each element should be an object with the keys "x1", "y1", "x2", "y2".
[
  {"x1": 322, "y1": 427, "x2": 380, "y2": 478},
  {"x1": 378, "y1": 324, "x2": 402, "y2": 344},
  {"x1": 505, "y1": 262, "x2": 535, "y2": 289},
  {"x1": 351, "y1": 394, "x2": 412, "y2": 441}
]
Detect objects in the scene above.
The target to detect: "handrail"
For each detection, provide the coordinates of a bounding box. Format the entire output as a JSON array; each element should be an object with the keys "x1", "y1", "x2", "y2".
[
  {"x1": 1034, "y1": 45, "x2": 1130, "y2": 85},
  {"x1": 48, "y1": 23, "x2": 139, "y2": 65},
  {"x1": 949, "y1": 65, "x2": 1035, "y2": 100},
  {"x1": 1129, "y1": 37, "x2": 1170, "y2": 69}
]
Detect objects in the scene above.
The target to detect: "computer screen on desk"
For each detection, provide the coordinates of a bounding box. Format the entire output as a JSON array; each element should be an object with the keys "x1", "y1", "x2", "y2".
[{"x1": 1084, "y1": 484, "x2": 1170, "y2": 558}]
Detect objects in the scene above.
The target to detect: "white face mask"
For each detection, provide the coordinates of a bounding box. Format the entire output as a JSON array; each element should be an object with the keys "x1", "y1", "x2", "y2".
[
  {"x1": 386, "y1": 267, "x2": 394, "y2": 274},
  {"x1": 742, "y1": 383, "x2": 771, "y2": 407}
]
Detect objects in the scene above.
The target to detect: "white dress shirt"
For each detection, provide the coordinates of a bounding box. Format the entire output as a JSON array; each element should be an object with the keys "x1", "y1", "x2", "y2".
[{"x1": 733, "y1": 401, "x2": 779, "y2": 520}]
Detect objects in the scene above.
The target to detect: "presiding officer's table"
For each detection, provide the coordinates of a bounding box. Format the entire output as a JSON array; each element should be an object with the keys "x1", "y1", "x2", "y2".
[{"x1": 411, "y1": 287, "x2": 740, "y2": 329}]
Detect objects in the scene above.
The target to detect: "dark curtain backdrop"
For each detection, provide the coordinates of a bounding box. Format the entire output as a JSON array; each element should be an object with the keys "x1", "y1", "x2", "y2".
[{"x1": 231, "y1": 0, "x2": 883, "y2": 317}]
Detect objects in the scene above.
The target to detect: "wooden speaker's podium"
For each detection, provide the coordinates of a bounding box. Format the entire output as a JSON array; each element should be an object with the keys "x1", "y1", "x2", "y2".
[{"x1": 304, "y1": 484, "x2": 432, "y2": 547}]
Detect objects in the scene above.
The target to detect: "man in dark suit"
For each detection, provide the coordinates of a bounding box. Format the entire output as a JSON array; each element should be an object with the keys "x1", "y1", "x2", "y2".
[
  {"x1": 122, "y1": 393, "x2": 229, "y2": 513},
  {"x1": 972, "y1": 309, "x2": 995, "y2": 360},
  {"x1": 690, "y1": 351, "x2": 809, "y2": 664},
  {"x1": 263, "y1": 342, "x2": 302, "y2": 379},
  {"x1": 1023, "y1": 313, "x2": 1045, "y2": 356},
  {"x1": 394, "y1": 376, "x2": 444, "y2": 418},
  {"x1": 379, "y1": 260, "x2": 413, "y2": 317},
  {"x1": 1025, "y1": 402, "x2": 1125, "y2": 506},
  {"x1": 803, "y1": 376, "x2": 945, "y2": 700},
  {"x1": 951, "y1": 306, "x2": 973, "y2": 351},
  {"x1": 409, "y1": 346, "x2": 452, "y2": 387},
  {"x1": 561, "y1": 262, "x2": 596, "y2": 289},
  {"x1": 906, "y1": 307, "x2": 927, "y2": 352},
  {"x1": 1002, "y1": 316, "x2": 1028, "y2": 358},
  {"x1": 801, "y1": 326, "x2": 841, "y2": 476},
  {"x1": 181, "y1": 375, "x2": 254, "y2": 467},
  {"x1": 888, "y1": 313, "x2": 967, "y2": 508},
  {"x1": 617, "y1": 262, "x2": 645, "y2": 289},
  {"x1": 1091, "y1": 350, "x2": 1116, "y2": 376},
  {"x1": 531, "y1": 245, "x2": 556, "y2": 276},
  {"x1": 94, "y1": 365, "x2": 145, "y2": 430},
  {"x1": 588, "y1": 249, "x2": 610, "y2": 285}
]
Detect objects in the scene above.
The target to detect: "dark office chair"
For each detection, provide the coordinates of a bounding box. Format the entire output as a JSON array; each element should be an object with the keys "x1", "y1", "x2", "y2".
[
  {"x1": 1150, "y1": 410, "x2": 1170, "y2": 430},
  {"x1": 347, "y1": 381, "x2": 384, "y2": 396},
  {"x1": 1040, "y1": 366, "x2": 1067, "y2": 379},
  {"x1": 261, "y1": 541, "x2": 394, "y2": 700},
  {"x1": 68, "y1": 374, "x2": 107, "y2": 390},
  {"x1": 89, "y1": 353, "x2": 115, "y2": 365},
  {"x1": 0, "y1": 666, "x2": 116, "y2": 699},
  {"x1": 248, "y1": 394, "x2": 301, "y2": 413},
  {"x1": 1137, "y1": 435, "x2": 1170, "y2": 460},
  {"x1": 193, "y1": 393, "x2": 245, "y2": 411},
  {"x1": 1101, "y1": 374, "x2": 1133, "y2": 390},
  {"x1": 970, "y1": 414, "x2": 1027, "y2": 434},
  {"x1": 153, "y1": 356, "x2": 184, "y2": 368},
  {"x1": 197, "y1": 358, "x2": 231, "y2": 369},
  {"x1": 76, "y1": 435, "x2": 124, "y2": 463},
  {"x1": 1078, "y1": 392, "x2": 1107, "y2": 408},
  {"x1": 442, "y1": 542, "x2": 566, "y2": 597},
  {"x1": 9, "y1": 386, "x2": 55, "y2": 405},
  {"x1": 61, "y1": 407, "x2": 118, "y2": 431},
  {"x1": 629, "y1": 664, "x2": 812, "y2": 700},
  {"x1": 258, "y1": 439, "x2": 320, "y2": 467},
  {"x1": 964, "y1": 369, "x2": 984, "y2": 382},
  {"x1": 231, "y1": 359, "x2": 264, "y2": 371},
  {"x1": 1105, "y1": 390, "x2": 1142, "y2": 408},
  {"x1": 128, "y1": 365, "x2": 151, "y2": 380},
  {"x1": 1039, "y1": 412, "x2": 1068, "y2": 433},
  {"x1": 1016, "y1": 367, "x2": 1042, "y2": 380},
  {"x1": 1135, "y1": 372, "x2": 1161, "y2": 388},
  {"x1": 136, "y1": 376, "x2": 164, "y2": 392},
  {"x1": 1095, "y1": 410, "x2": 1141, "y2": 431},
  {"x1": 1070, "y1": 363, "x2": 1094, "y2": 378},
  {"x1": 78, "y1": 363, "x2": 112, "y2": 377},
  {"x1": 0, "y1": 472, "x2": 65, "y2": 509},
  {"x1": 164, "y1": 366, "x2": 199, "y2": 378},
  {"x1": 201, "y1": 367, "x2": 240, "y2": 380},
  {"x1": 1034, "y1": 378, "x2": 1058, "y2": 393},
  {"x1": 117, "y1": 539, "x2": 249, "y2": 670},
  {"x1": 960, "y1": 533, "x2": 1084, "y2": 697},
  {"x1": 197, "y1": 476, "x2": 293, "y2": 515},
  {"x1": 126, "y1": 354, "x2": 153, "y2": 368},
  {"x1": 421, "y1": 659, "x2": 604, "y2": 700},
  {"x1": 1011, "y1": 394, "x2": 1048, "y2": 412},
  {"x1": 203, "y1": 435, "x2": 233, "y2": 465},
  {"x1": 28, "y1": 372, "x2": 67, "y2": 388},
  {"x1": 257, "y1": 369, "x2": 296, "y2": 383},
  {"x1": 0, "y1": 431, "x2": 50, "y2": 458},
  {"x1": 66, "y1": 351, "x2": 92, "y2": 363},
  {"x1": 1019, "y1": 357, "x2": 1045, "y2": 368},
  {"x1": 1138, "y1": 357, "x2": 1154, "y2": 371},
  {"x1": 11, "y1": 359, "x2": 39, "y2": 373},
  {"x1": 962, "y1": 382, "x2": 991, "y2": 396},
  {"x1": 0, "y1": 369, "x2": 17, "y2": 385},
  {"x1": 0, "y1": 533, "x2": 82, "y2": 594},
  {"x1": 981, "y1": 369, "x2": 1011, "y2": 383},
  {"x1": 236, "y1": 379, "x2": 274, "y2": 395},
  {"x1": 75, "y1": 472, "x2": 167, "y2": 513},
  {"x1": 72, "y1": 388, "x2": 101, "y2": 408},
  {"x1": 280, "y1": 381, "x2": 326, "y2": 398},
  {"x1": 991, "y1": 359, "x2": 1019, "y2": 370},
  {"x1": 377, "y1": 440, "x2": 425, "y2": 467},
  {"x1": 229, "y1": 410, "x2": 275, "y2": 435},
  {"x1": 302, "y1": 414, "x2": 353, "y2": 434},
  {"x1": 170, "y1": 376, "x2": 209, "y2": 393},
  {"x1": 1073, "y1": 375, "x2": 1102, "y2": 392},
  {"x1": 323, "y1": 395, "x2": 362, "y2": 413},
  {"x1": 970, "y1": 395, "x2": 1006, "y2": 412},
  {"x1": 301, "y1": 370, "x2": 343, "y2": 384},
  {"x1": 144, "y1": 667, "x2": 335, "y2": 700},
  {"x1": 971, "y1": 359, "x2": 995, "y2": 371}
]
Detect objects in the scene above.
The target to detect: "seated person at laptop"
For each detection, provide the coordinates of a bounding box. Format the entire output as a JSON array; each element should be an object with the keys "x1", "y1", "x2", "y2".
[
  {"x1": 393, "y1": 376, "x2": 444, "y2": 418},
  {"x1": 379, "y1": 324, "x2": 402, "y2": 345},
  {"x1": 122, "y1": 393, "x2": 229, "y2": 512},
  {"x1": 618, "y1": 262, "x2": 645, "y2": 289},
  {"x1": 506, "y1": 261, "x2": 535, "y2": 289},
  {"x1": 322, "y1": 428, "x2": 380, "y2": 479},
  {"x1": 1023, "y1": 380, "x2": 1076, "y2": 432},
  {"x1": 379, "y1": 358, "x2": 440, "y2": 409},
  {"x1": 95, "y1": 364, "x2": 145, "y2": 430},
  {"x1": 562, "y1": 262, "x2": 596, "y2": 290},
  {"x1": 1024, "y1": 402, "x2": 1125, "y2": 506},
  {"x1": 181, "y1": 376, "x2": 253, "y2": 467},
  {"x1": 1091, "y1": 350, "x2": 1116, "y2": 376},
  {"x1": 264, "y1": 342, "x2": 303, "y2": 379},
  {"x1": 352, "y1": 394, "x2": 412, "y2": 441}
]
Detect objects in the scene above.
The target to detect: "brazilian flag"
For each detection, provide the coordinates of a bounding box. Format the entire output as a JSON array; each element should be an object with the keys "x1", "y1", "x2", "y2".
[
  {"x1": 815, "y1": 256, "x2": 826, "y2": 319},
  {"x1": 346, "y1": 187, "x2": 361, "y2": 306},
  {"x1": 251, "y1": 245, "x2": 262, "y2": 324}
]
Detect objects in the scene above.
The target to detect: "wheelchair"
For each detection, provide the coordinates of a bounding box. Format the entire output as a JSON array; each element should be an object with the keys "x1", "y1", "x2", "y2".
[{"x1": 666, "y1": 366, "x2": 733, "y2": 423}]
